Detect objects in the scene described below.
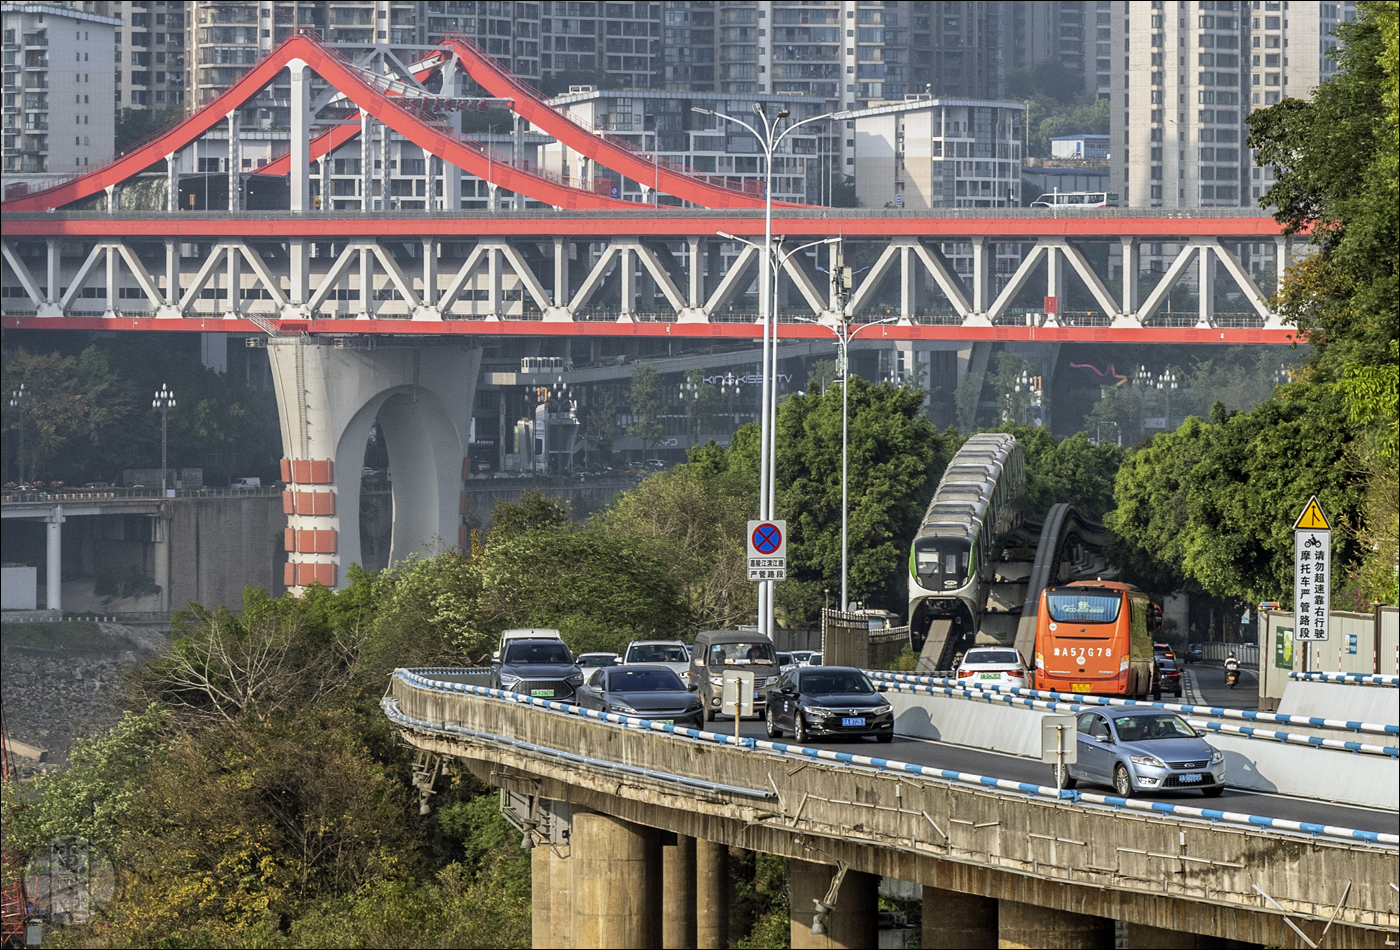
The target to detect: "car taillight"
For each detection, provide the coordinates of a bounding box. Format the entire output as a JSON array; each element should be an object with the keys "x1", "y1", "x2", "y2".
[
  {"x1": 1011, "y1": 669, "x2": 1024, "y2": 678},
  {"x1": 957, "y1": 669, "x2": 975, "y2": 678}
]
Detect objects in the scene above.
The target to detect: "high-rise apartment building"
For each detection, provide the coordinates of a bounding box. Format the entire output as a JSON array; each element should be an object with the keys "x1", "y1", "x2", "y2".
[
  {"x1": 2, "y1": 2, "x2": 120, "y2": 174},
  {"x1": 79, "y1": 1, "x2": 189, "y2": 114},
  {"x1": 1008, "y1": 1, "x2": 1090, "y2": 88},
  {"x1": 539, "y1": 1, "x2": 660, "y2": 92},
  {"x1": 660, "y1": 0, "x2": 712, "y2": 91},
  {"x1": 1108, "y1": 0, "x2": 1353, "y2": 211}
]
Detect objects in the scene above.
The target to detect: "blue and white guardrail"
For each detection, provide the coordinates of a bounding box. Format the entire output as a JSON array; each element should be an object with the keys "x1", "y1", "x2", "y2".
[
  {"x1": 387, "y1": 668, "x2": 1399, "y2": 847},
  {"x1": 1289, "y1": 671, "x2": 1399, "y2": 687},
  {"x1": 868, "y1": 671, "x2": 1400, "y2": 736},
  {"x1": 874, "y1": 679, "x2": 1398, "y2": 758}
]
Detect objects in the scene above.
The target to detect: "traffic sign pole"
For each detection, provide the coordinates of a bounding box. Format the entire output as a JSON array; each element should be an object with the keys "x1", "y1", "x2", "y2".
[{"x1": 1292, "y1": 497, "x2": 1333, "y2": 666}]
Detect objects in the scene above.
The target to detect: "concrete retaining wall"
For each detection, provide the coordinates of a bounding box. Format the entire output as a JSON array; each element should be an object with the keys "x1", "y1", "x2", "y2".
[
  {"x1": 1277, "y1": 680, "x2": 1399, "y2": 729},
  {"x1": 889, "y1": 689, "x2": 1399, "y2": 810}
]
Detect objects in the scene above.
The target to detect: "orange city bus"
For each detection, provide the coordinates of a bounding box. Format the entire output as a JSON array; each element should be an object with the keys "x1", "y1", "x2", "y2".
[{"x1": 1032, "y1": 581, "x2": 1157, "y2": 697}]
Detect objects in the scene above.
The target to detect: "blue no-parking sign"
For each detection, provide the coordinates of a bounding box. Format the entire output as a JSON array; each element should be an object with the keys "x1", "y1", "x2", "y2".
[{"x1": 747, "y1": 520, "x2": 787, "y2": 581}]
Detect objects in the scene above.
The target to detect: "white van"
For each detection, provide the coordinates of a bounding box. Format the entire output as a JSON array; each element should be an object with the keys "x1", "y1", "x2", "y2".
[
  {"x1": 231, "y1": 477, "x2": 261, "y2": 489},
  {"x1": 494, "y1": 627, "x2": 563, "y2": 662}
]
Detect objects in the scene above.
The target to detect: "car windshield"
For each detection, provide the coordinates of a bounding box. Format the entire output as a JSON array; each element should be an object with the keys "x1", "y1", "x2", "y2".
[
  {"x1": 1046, "y1": 591, "x2": 1122, "y2": 623},
  {"x1": 709, "y1": 642, "x2": 776, "y2": 665},
  {"x1": 579, "y1": 655, "x2": 615, "y2": 668},
  {"x1": 607, "y1": 669, "x2": 684, "y2": 691},
  {"x1": 800, "y1": 670, "x2": 874, "y2": 695},
  {"x1": 628, "y1": 644, "x2": 688, "y2": 663},
  {"x1": 505, "y1": 642, "x2": 573, "y2": 664},
  {"x1": 964, "y1": 650, "x2": 1020, "y2": 666},
  {"x1": 1114, "y1": 714, "x2": 1196, "y2": 742}
]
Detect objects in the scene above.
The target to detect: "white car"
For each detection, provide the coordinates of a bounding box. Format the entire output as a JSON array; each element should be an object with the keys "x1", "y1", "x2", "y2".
[
  {"x1": 623, "y1": 640, "x2": 692, "y2": 684},
  {"x1": 956, "y1": 647, "x2": 1028, "y2": 690},
  {"x1": 790, "y1": 650, "x2": 816, "y2": 667}
]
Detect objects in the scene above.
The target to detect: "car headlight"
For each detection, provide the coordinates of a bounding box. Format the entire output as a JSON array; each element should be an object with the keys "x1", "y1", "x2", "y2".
[
  {"x1": 1130, "y1": 754, "x2": 1166, "y2": 768},
  {"x1": 873, "y1": 703, "x2": 893, "y2": 714},
  {"x1": 1210, "y1": 749, "x2": 1224, "y2": 764},
  {"x1": 709, "y1": 675, "x2": 724, "y2": 687},
  {"x1": 565, "y1": 673, "x2": 584, "y2": 687},
  {"x1": 608, "y1": 702, "x2": 638, "y2": 715},
  {"x1": 498, "y1": 673, "x2": 521, "y2": 688}
]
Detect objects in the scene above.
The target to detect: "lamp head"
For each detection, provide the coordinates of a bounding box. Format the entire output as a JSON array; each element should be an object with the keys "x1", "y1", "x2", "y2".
[
  {"x1": 691, "y1": 106, "x2": 713, "y2": 116},
  {"x1": 753, "y1": 102, "x2": 765, "y2": 115},
  {"x1": 778, "y1": 109, "x2": 790, "y2": 119}
]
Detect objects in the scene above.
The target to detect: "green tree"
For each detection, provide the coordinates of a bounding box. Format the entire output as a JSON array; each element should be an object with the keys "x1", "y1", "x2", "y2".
[
  {"x1": 581, "y1": 384, "x2": 619, "y2": 468},
  {"x1": 490, "y1": 489, "x2": 571, "y2": 537},
  {"x1": 773, "y1": 378, "x2": 953, "y2": 621},
  {"x1": 626, "y1": 363, "x2": 665, "y2": 457}
]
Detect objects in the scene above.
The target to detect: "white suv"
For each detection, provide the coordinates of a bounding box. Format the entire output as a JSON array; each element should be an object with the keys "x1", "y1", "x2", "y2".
[
  {"x1": 623, "y1": 640, "x2": 692, "y2": 684},
  {"x1": 955, "y1": 647, "x2": 1028, "y2": 690}
]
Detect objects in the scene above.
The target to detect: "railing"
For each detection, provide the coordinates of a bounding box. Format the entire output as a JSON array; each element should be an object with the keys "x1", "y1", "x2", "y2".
[
  {"x1": 867, "y1": 671, "x2": 1399, "y2": 736},
  {"x1": 2, "y1": 486, "x2": 283, "y2": 502},
  {"x1": 1290, "y1": 671, "x2": 1399, "y2": 688},
  {"x1": 872, "y1": 678, "x2": 1398, "y2": 757},
  {"x1": 387, "y1": 669, "x2": 1400, "y2": 846}
]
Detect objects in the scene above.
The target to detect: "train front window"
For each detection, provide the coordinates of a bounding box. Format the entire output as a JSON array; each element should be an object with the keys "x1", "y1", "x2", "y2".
[
  {"x1": 1046, "y1": 592, "x2": 1122, "y2": 624},
  {"x1": 916, "y1": 540, "x2": 969, "y2": 588}
]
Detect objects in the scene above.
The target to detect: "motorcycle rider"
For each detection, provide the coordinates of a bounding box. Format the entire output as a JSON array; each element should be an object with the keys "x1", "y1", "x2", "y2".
[{"x1": 1224, "y1": 651, "x2": 1240, "y2": 687}]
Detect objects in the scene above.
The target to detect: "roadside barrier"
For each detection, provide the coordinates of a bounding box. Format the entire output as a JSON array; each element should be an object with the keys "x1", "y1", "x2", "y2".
[{"x1": 387, "y1": 668, "x2": 1399, "y2": 847}]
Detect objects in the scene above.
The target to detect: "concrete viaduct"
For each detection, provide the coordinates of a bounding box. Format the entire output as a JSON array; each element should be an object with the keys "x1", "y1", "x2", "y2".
[{"x1": 385, "y1": 670, "x2": 1397, "y2": 950}]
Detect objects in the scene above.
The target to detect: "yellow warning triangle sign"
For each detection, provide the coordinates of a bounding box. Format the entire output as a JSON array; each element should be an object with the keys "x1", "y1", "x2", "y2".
[{"x1": 1293, "y1": 496, "x2": 1332, "y2": 531}]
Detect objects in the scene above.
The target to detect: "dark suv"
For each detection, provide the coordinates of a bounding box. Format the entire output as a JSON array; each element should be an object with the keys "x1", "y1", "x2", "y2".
[{"x1": 491, "y1": 638, "x2": 584, "y2": 702}]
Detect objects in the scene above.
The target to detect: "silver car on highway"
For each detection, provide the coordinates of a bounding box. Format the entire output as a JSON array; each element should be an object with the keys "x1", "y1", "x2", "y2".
[{"x1": 1059, "y1": 708, "x2": 1225, "y2": 798}]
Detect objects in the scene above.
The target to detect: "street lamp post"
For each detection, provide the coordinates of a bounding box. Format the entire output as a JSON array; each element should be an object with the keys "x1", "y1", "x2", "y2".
[
  {"x1": 797, "y1": 313, "x2": 898, "y2": 611},
  {"x1": 152, "y1": 384, "x2": 176, "y2": 493},
  {"x1": 696, "y1": 102, "x2": 841, "y2": 638},
  {"x1": 8, "y1": 383, "x2": 25, "y2": 486},
  {"x1": 1155, "y1": 369, "x2": 1178, "y2": 431}
]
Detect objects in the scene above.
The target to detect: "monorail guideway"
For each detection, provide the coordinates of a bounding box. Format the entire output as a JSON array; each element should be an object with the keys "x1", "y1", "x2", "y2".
[{"x1": 907, "y1": 433, "x2": 1113, "y2": 673}]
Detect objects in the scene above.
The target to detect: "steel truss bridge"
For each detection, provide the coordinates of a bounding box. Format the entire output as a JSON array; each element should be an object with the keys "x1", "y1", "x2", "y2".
[
  {"x1": 3, "y1": 210, "x2": 1297, "y2": 343},
  {"x1": 1, "y1": 31, "x2": 1300, "y2": 344}
]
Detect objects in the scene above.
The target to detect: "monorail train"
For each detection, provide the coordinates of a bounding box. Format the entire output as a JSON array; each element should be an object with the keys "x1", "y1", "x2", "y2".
[{"x1": 908, "y1": 433, "x2": 1027, "y2": 659}]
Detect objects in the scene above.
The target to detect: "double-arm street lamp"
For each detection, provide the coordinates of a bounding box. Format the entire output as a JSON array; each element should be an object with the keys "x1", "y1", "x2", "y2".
[
  {"x1": 8, "y1": 383, "x2": 25, "y2": 486},
  {"x1": 696, "y1": 100, "x2": 842, "y2": 638},
  {"x1": 796, "y1": 313, "x2": 898, "y2": 612},
  {"x1": 152, "y1": 384, "x2": 176, "y2": 493},
  {"x1": 1155, "y1": 369, "x2": 1178, "y2": 431}
]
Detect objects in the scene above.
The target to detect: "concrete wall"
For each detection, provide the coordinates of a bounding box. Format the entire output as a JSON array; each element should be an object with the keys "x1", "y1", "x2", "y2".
[
  {"x1": 166, "y1": 494, "x2": 287, "y2": 611},
  {"x1": 888, "y1": 688, "x2": 1398, "y2": 809}
]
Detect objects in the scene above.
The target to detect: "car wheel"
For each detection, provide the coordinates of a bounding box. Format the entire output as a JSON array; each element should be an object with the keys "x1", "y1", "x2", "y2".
[
  {"x1": 876, "y1": 731, "x2": 893, "y2": 744},
  {"x1": 1201, "y1": 786, "x2": 1225, "y2": 798},
  {"x1": 1113, "y1": 764, "x2": 1134, "y2": 798},
  {"x1": 1174, "y1": 689, "x2": 1183, "y2": 698},
  {"x1": 1152, "y1": 684, "x2": 1162, "y2": 701},
  {"x1": 766, "y1": 706, "x2": 782, "y2": 739},
  {"x1": 1052, "y1": 764, "x2": 1077, "y2": 789},
  {"x1": 793, "y1": 712, "x2": 809, "y2": 745}
]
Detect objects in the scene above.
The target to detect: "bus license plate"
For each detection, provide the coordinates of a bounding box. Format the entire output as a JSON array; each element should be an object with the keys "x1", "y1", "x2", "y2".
[
  {"x1": 841, "y1": 717, "x2": 866, "y2": 727},
  {"x1": 1071, "y1": 683, "x2": 1092, "y2": 693},
  {"x1": 978, "y1": 672, "x2": 1001, "y2": 680},
  {"x1": 531, "y1": 689, "x2": 555, "y2": 697},
  {"x1": 1179, "y1": 773, "x2": 1202, "y2": 783}
]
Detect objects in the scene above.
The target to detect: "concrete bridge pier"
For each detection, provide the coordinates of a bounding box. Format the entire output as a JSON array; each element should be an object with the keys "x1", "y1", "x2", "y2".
[
  {"x1": 695, "y1": 837, "x2": 729, "y2": 949},
  {"x1": 922, "y1": 886, "x2": 997, "y2": 948},
  {"x1": 788, "y1": 858, "x2": 878, "y2": 949},
  {"x1": 571, "y1": 809, "x2": 662, "y2": 948},
  {"x1": 265, "y1": 339, "x2": 481, "y2": 591},
  {"x1": 997, "y1": 899, "x2": 1115, "y2": 949},
  {"x1": 662, "y1": 833, "x2": 697, "y2": 949}
]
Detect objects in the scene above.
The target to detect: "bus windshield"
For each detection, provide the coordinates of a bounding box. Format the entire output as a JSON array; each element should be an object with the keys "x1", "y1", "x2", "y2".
[{"x1": 1045, "y1": 592, "x2": 1122, "y2": 624}]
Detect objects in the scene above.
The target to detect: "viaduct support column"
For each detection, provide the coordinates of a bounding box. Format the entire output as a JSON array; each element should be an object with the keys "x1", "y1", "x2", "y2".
[
  {"x1": 788, "y1": 859, "x2": 878, "y2": 950},
  {"x1": 570, "y1": 810, "x2": 662, "y2": 949},
  {"x1": 997, "y1": 899, "x2": 1114, "y2": 950},
  {"x1": 922, "y1": 886, "x2": 996, "y2": 949},
  {"x1": 531, "y1": 846, "x2": 552, "y2": 949},
  {"x1": 695, "y1": 838, "x2": 729, "y2": 949},
  {"x1": 662, "y1": 834, "x2": 696, "y2": 949},
  {"x1": 44, "y1": 507, "x2": 63, "y2": 612}
]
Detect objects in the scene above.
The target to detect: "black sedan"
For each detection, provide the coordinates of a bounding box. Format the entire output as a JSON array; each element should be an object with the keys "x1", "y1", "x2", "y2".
[
  {"x1": 764, "y1": 667, "x2": 895, "y2": 743},
  {"x1": 1158, "y1": 658, "x2": 1183, "y2": 698},
  {"x1": 574, "y1": 664, "x2": 705, "y2": 728}
]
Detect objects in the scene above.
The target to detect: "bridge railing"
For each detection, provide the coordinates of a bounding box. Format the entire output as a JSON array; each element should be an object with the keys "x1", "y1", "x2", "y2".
[
  {"x1": 866, "y1": 671, "x2": 1399, "y2": 736},
  {"x1": 388, "y1": 668, "x2": 1398, "y2": 846}
]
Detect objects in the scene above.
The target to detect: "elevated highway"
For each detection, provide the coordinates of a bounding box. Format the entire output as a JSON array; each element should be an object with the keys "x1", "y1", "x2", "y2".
[{"x1": 384, "y1": 669, "x2": 1397, "y2": 949}]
